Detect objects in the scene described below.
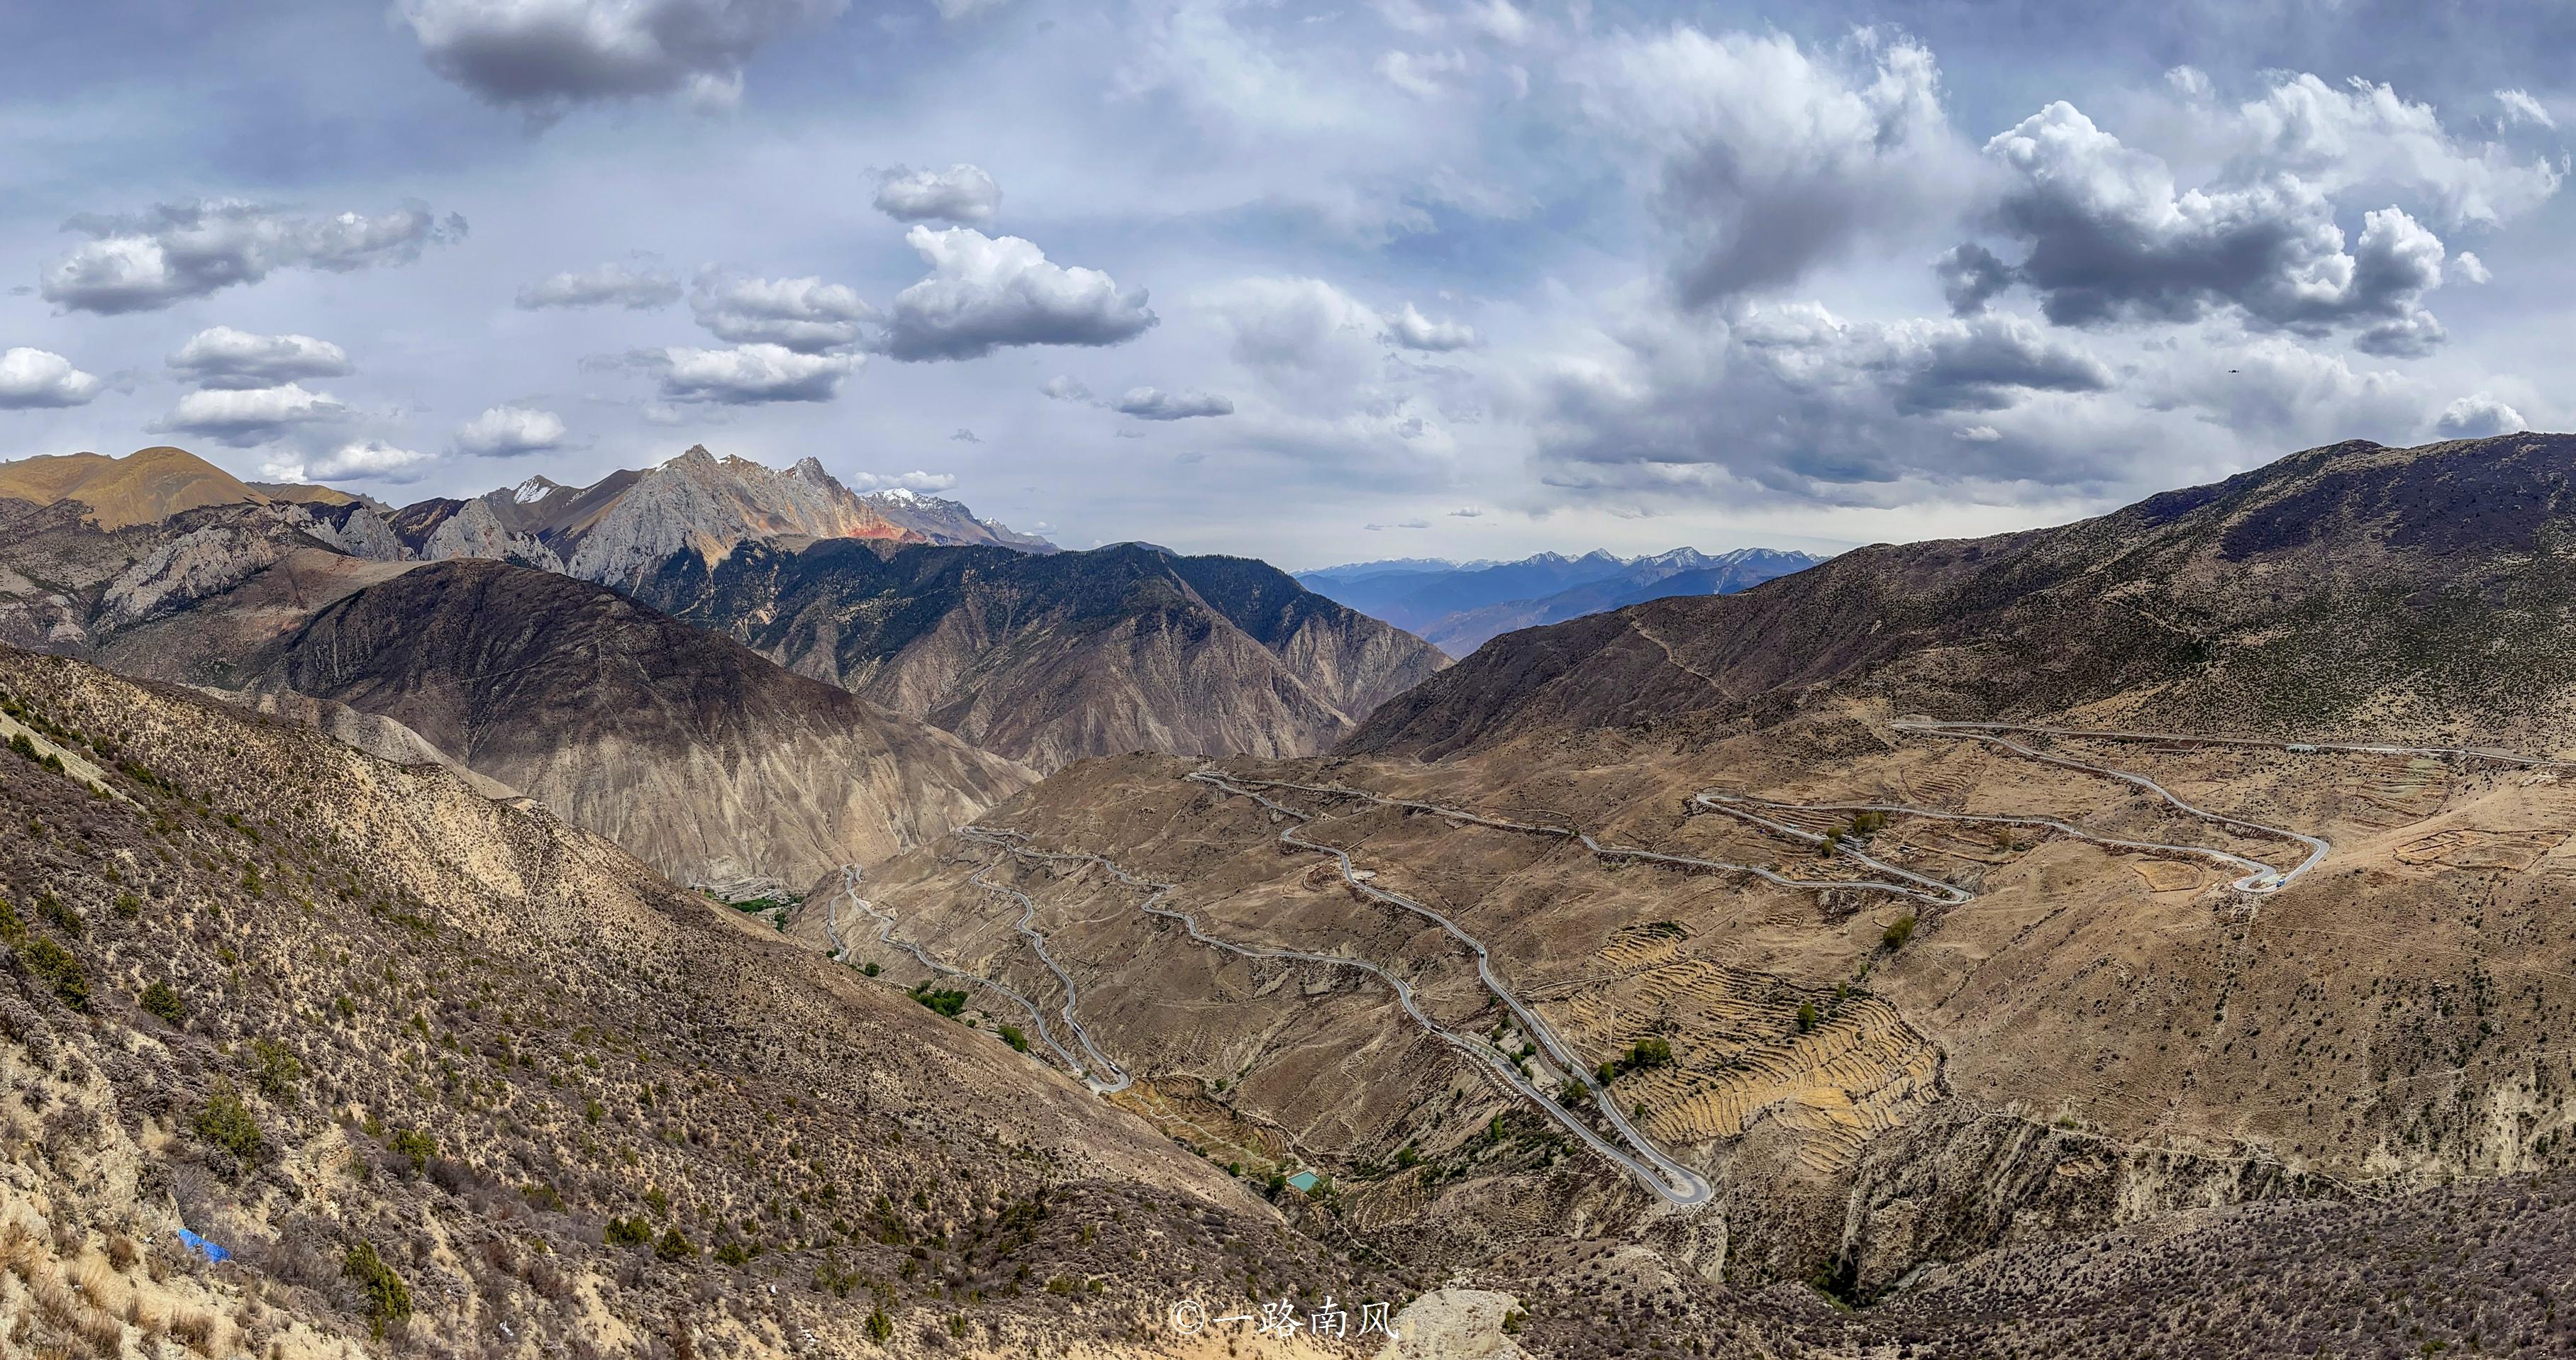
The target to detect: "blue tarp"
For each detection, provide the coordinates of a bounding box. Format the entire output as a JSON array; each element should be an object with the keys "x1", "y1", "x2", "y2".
[{"x1": 173, "y1": 1227, "x2": 230, "y2": 1263}]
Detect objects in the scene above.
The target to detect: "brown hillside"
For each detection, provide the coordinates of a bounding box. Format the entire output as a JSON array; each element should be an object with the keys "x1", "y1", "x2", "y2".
[{"x1": 0, "y1": 447, "x2": 265, "y2": 530}]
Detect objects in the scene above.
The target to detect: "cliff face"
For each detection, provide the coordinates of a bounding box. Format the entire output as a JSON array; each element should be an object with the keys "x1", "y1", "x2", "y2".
[
  {"x1": 628, "y1": 539, "x2": 1451, "y2": 772},
  {"x1": 258, "y1": 558, "x2": 1033, "y2": 887}
]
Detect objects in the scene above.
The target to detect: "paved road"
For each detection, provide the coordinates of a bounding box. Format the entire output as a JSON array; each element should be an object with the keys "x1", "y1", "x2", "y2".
[
  {"x1": 1182, "y1": 769, "x2": 1716, "y2": 1208},
  {"x1": 957, "y1": 827, "x2": 1135, "y2": 1095},
  {"x1": 1903, "y1": 719, "x2": 2576, "y2": 771},
  {"x1": 1890, "y1": 720, "x2": 2333, "y2": 891},
  {"x1": 821, "y1": 866, "x2": 1112, "y2": 1091},
  {"x1": 1220, "y1": 773, "x2": 1967, "y2": 904}
]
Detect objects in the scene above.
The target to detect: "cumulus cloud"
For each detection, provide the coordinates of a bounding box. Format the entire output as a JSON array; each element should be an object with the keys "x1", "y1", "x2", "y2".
[
  {"x1": 654, "y1": 343, "x2": 861, "y2": 403},
  {"x1": 2452, "y1": 251, "x2": 2492, "y2": 284},
  {"x1": 1384, "y1": 302, "x2": 1477, "y2": 350},
  {"x1": 1575, "y1": 27, "x2": 1974, "y2": 307},
  {"x1": 1534, "y1": 301, "x2": 2122, "y2": 503},
  {"x1": 167, "y1": 328, "x2": 354, "y2": 389},
  {"x1": 1975, "y1": 103, "x2": 2457, "y2": 355},
  {"x1": 2235, "y1": 75, "x2": 2563, "y2": 227},
  {"x1": 398, "y1": 0, "x2": 848, "y2": 116},
  {"x1": 42, "y1": 200, "x2": 462, "y2": 315},
  {"x1": 456, "y1": 405, "x2": 570, "y2": 457},
  {"x1": 1040, "y1": 375, "x2": 1094, "y2": 401},
  {"x1": 516, "y1": 264, "x2": 683, "y2": 310},
  {"x1": 872, "y1": 164, "x2": 1003, "y2": 224},
  {"x1": 691, "y1": 274, "x2": 875, "y2": 352},
  {"x1": 0, "y1": 348, "x2": 105, "y2": 409},
  {"x1": 2435, "y1": 392, "x2": 2527, "y2": 438},
  {"x1": 261, "y1": 439, "x2": 437, "y2": 485},
  {"x1": 879, "y1": 227, "x2": 1156, "y2": 361},
  {"x1": 847, "y1": 469, "x2": 957, "y2": 492},
  {"x1": 159, "y1": 384, "x2": 347, "y2": 447},
  {"x1": 1110, "y1": 386, "x2": 1235, "y2": 420}
]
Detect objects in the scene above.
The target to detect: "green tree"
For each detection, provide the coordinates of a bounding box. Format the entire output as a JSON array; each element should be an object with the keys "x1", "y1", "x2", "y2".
[
  {"x1": 193, "y1": 1083, "x2": 263, "y2": 1161},
  {"x1": 1882, "y1": 915, "x2": 1917, "y2": 950},
  {"x1": 343, "y1": 1242, "x2": 412, "y2": 1340},
  {"x1": 139, "y1": 979, "x2": 187, "y2": 1026}
]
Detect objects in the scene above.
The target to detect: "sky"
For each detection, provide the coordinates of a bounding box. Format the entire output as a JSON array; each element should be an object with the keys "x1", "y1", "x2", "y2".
[{"x1": 0, "y1": 1, "x2": 2568, "y2": 571}]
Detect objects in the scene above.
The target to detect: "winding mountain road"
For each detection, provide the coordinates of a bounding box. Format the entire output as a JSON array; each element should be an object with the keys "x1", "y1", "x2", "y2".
[
  {"x1": 957, "y1": 827, "x2": 1134, "y2": 1094},
  {"x1": 1177, "y1": 769, "x2": 1715, "y2": 1208},
  {"x1": 1890, "y1": 720, "x2": 2333, "y2": 891},
  {"x1": 821, "y1": 866, "x2": 1118, "y2": 1091}
]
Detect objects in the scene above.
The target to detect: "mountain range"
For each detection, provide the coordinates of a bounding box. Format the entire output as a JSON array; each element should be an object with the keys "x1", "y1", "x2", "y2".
[
  {"x1": 631, "y1": 537, "x2": 1448, "y2": 772},
  {"x1": 1348, "y1": 433, "x2": 2576, "y2": 758},
  {"x1": 1300, "y1": 545, "x2": 1824, "y2": 654},
  {"x1": 0, "y1": 442, "x2": 1435, "y2": 881},
  {"x1": 9, "y1": 433, "x2": 2576, "y2": 1356}
]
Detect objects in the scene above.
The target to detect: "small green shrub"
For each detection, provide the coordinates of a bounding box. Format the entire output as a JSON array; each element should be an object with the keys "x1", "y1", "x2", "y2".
[
  {"x1": 655, "y1": 1227, "x2": 696, "y2": 1261},
  {"x1": 1796, "y1": 1001, "x2": 1821, "y2": 1032},
  {"x1": 193, "y1": 1084, "x2": 263, "y2": 1162},
  {"x1": 861, "y1": 961, "x2": 880, "y2": 976},
  {"x1": 1882, "y1": 915, "x2": 1916, "y2": 950},
  {"x1": 998, "y1": 1024, "x2": 1028, "y2": 1053},
  {"x1": 604, "y1": 1217, "x2": 652, "y2": 1248},
  {"x1": 388, "y1": 1127, "x2": 436, "y2": 1172},
  {"x1": 865, "y1": 1308, "x2": 894, "y2": 1343},
  {"x1": 6, "y1": 733, "x2": 35, "y2": 762},
  {"x1": 909, "y1": 983, "x2": 967, "y2": 1018},
  {"x1": 139, "y1": 979, "x2": 187, "y2": 1026},
  {"x1": 250, "y1": 1037, "x2": 301, "y2": 1095},
  {"x1": 342, "y1": 1242, "x2": 412, "y2": 1340},
  {"x1": 21, "y1": 937, "x2": 88, "y2": 1010}
]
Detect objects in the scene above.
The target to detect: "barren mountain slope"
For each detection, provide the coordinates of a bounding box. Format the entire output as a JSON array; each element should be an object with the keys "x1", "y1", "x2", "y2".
[
  {"x1": 630, "y1": 539, "x2": 1450, "y2": 772},
  {"x1": 0, "y1": 447, "x2": 269, "y2": 530},
  {"x1": 255, "y1": 559, "x2": 1033, "y2": 890},
  {"x1": 1350, "y1": 433, "x2": 2576, "y2": 759},
  {"x1": 856, "y1": 681, "x2": 2576, "y2": 1315},
  {"x1": 0, "y1": 645, "x2": 1433, "y2": 1358}
]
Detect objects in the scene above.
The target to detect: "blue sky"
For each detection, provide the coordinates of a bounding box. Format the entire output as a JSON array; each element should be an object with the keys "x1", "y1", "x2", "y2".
[{"x1": 1, "y1": 1, "x2": 2567, "y2": 568}]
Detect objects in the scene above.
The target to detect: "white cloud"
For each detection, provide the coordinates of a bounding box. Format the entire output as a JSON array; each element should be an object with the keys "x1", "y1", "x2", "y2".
[
  {"x1": 2235, "y1": 74, "x2": 2563, "y2": 227},
  {"x1": 1111, "y1": 386, "x2": 1235, "y2": 420},
  {"x1": 261, "y1": 439, "x2": 437, "y2": 485},
  {"x1": 656, "y1": 343, "x2": 861, "y2": 403},
  {"x1": 879, "y1": 227, "x2": 1157, "y2": 361},
  {"x1": 872, "y1": 164, "x2": 1003, "y2": 224},
  {"x1": 1384, "y1": 302, "x2": 1477, "y2": 351},
  {"x1": 2496, "y1": 89, "x2": 2555, "y2": 130},
  {"x1": 516, "y1": 264, "x2": 683, "y2": 310},
  {"x1": 691, "y1": 274, "x2": 875, "y2": 352},
  {"x1": 398, "y1": 0, "x2": 849, "y2": 116},
  {"x1": 160, "y1": 384, "x2": 347, "y2": 447},
  {"x1": 1040, "y1": 375, "x2": 1094, "y2": 401},
  {"x1": 1533, "y1": 299, "x2": 2124, "y2": 505},
  {"x1": 456, "y1": 405, "x2": 570, "y2": 457},
  {"x1": 1573, "y1": 26, "x2": 1974, "y2": 306},
  {"x1": 2435, "y1": 391, "x2": 2527, "y2": 438},
  {"x1": 1203, "y1": 276, "x2": 1381, "y2": 372},
  {"x1": 43, "y1": 200, "x2": 462, "y2": 314},
  {"x1": 167, "y1": 327, "x2": 354, "y2": 389},
  {"x1": 0, "y1": 347, "x2": 105, "y2": 409},
  {"x1": 1977, "y1": 103, "x2": 2458, "y2": 354},
  {"x1": 2451, "y1": 251, "x2": 2492, "y2": 284},
  {"x1": 848, "y1": 469, "x2": 957, "y2": 492}
]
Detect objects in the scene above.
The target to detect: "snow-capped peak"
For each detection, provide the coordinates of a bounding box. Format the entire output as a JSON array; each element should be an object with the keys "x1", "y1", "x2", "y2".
[
  {"x1": 512, "y1": 477, "x2": 557, "y2": 505},
  {"x1": 866, "y1": 487, "x2": 928, "y2": 506}
]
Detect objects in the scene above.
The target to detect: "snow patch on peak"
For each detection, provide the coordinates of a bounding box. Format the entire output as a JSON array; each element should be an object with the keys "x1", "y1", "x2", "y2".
[{"x1": 512, "y1": 477, "x2": 558, "y2": 505}]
